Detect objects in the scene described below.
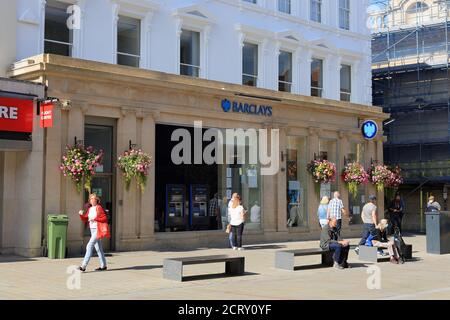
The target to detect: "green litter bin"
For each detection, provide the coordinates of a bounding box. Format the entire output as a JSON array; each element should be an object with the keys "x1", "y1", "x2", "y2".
[{"x1": 47, "y1": 215, "x2": 69, "y2": 259}]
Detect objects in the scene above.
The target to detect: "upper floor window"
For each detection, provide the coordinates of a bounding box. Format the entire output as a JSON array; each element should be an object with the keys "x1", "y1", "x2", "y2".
[
  {"x1": 279, "y1": 51, "x2": 292, "y2": 92},
  {"x1": 278, "y1": 0, "x2": 291, "y2": 14},
  {"x1": 180, "y1": 29, "x2": 200, "y2": 77},
  {"x1": 44, "y1": 0, "x2": 72, "y2": 56},
  {"x1": 242, "y1": 42, "x2": 258, "y2": 87},
  {"x1": 243, "y1": 0, "x2": 257, "y2": 4},
  {"x1": 310, "y1": 0, "x2": 322, "y2": 23},
  {"x1": 340, "y1": 64, "x2": 351, "y2": 102},
  {"x1": 117, "y1": 16, "x2": 141, "y2": 67},
  {"x1": 311, "y1": 58, "x2": 323, "y2": 97},
  {"x1": 339, "y1": 0, "x2": 350, "y2": 30}
]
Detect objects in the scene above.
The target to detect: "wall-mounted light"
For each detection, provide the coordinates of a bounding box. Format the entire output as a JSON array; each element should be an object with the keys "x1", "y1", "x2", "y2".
[
  {"x1": 74, "y1": 136, "x2": 84, "y2": 146},
  {"x1": 129, "y1": 140, "x2": 138, "y2": 150}
]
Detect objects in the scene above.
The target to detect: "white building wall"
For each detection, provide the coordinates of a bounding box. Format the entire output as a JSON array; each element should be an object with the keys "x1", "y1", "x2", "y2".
[
  {"x1": 0, "y1": 0, "x2": 17, "y2": 76},
  {"x1": 12, "y1": 0, "x2": 373, "y2": 105}
]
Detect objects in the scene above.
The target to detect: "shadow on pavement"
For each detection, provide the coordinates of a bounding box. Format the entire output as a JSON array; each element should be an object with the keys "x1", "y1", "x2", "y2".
[
  {"x1": 243, "y1": 245, "x2": 287, "y2": 250},
  {"x1": 293, "y1": 263, "x2": 368, "y2": 271},
  {"x1": 0, "y1": 256, "x2": 37, "y2": 263},
  {"x1": 182, "y1": 272, "x2": 259, "y2": 282},
  {"x1": 107, "y1": 264, "x2": 163, "y2": 272}
]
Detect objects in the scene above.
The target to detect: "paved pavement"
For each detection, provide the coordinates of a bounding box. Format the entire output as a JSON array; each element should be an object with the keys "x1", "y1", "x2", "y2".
[{"x1": 0, "y1": 234, "x2": 449, "y2": 300}]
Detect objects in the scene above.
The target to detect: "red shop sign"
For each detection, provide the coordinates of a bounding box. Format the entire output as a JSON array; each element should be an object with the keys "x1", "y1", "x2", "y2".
[
  {"x1": 40, "y1": 102, "x2": 53, "y2": 128},
  {"x1": 0, "y1": 97, "x2": 34, "y2": 133}
]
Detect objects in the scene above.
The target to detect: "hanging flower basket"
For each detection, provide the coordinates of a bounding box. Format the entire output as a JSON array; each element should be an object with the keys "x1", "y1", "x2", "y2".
[
  {"x1": 117, "y1": 148, "x2": 152, "y2": 193},
  {"x1": 386, "y1": 165, "x2": 404, "y2": 190},
  {"x1": 342, "y1": 162, "x2": 369, "y2": 198},
  {"x1": 59, "y1": 144, "x2": 104, "y2": 193},
  {"x1": 307, "y1": 159, "x2": 336, "y2": 193},
  {"x1": 370, "y1": 164, "x2": 392, "y2": 193}
]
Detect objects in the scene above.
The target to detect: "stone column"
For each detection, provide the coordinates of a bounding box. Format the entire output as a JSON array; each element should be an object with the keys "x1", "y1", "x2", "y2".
[
  {"x1": 276, "y1": 125, "x2": 288, "y2": 233},
  {"x1": 262, "y1": 124, "x2": 277, "y2": 233},
  {"x1": 338, "y1": 131, "x2": 351, "y2": 228},
  {"x1": 307, "y1": 127, "x2": 321, "y2": 232},
  {"x1": 65, "y1": 101, "x2": 87, "y2": 256},
  {"x1": 116, "y1": 107, "x2": 138, "y2": 249},
  {"x1": 376, "y1": 135, "x2": 386, "y2": 218},
  {"x1": 136, "y1": 110, "x2": 158, "y2": 245}
]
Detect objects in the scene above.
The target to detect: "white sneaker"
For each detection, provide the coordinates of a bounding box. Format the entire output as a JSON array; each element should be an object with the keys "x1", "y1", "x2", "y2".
[
  {"x1": 232, "y1": 247, "x2": 237, "y2": 250},
  {"x1": 238, "y1": 247, "x2": 244, "y2": 251}
]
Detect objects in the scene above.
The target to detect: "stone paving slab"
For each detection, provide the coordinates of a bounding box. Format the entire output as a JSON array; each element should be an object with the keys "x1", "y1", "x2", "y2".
[{"x1": 0, "y1": 235, "x2": 449, "y2": 300}]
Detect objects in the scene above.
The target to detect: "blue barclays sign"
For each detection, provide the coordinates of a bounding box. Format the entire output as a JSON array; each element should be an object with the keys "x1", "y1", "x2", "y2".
[
  {"x1": 221, "y1": 99, "x2": 273, "y2": 117},
  {"x1": 361, "y1": 120, "x2": 378, "y2": 140}
]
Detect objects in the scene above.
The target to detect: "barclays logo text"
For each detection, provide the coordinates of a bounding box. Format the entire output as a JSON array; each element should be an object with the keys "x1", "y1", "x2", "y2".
[{"x1": 221, "y1": 99, "x2": 272, "y2": 117}]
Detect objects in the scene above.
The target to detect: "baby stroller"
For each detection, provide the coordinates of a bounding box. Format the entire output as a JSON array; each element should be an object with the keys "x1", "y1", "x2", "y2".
[{"x1": 393, "y1": 226, "x2": 407, "y2": 264}]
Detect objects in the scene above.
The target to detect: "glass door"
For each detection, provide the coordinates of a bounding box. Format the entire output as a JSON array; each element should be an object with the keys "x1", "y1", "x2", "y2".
[{"x1": 84, "y1": 123, "x2": 115, "y2": 252}]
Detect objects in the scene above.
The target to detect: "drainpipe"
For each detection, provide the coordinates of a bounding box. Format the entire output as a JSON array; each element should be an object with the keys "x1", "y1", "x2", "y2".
[{"x1": 41, "y1": 125, "x2": 47, "y2": 256}]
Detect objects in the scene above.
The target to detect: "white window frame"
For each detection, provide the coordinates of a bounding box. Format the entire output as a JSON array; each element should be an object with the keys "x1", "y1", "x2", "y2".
[
  {"x1": 173, "y1": 7, "x2": 214, "y2": 79},
  {"x1": 340, "y1": 63, "x2": 352, "y2": 102},
  {"x1": 116, "y1": 15, "x2": 142, "y2": 68},
  {"x1": 278, "y1": 0, "x2": 291, "y2": 14},
  {"x1": 310, "y1": 57, "x2": 324, "y2": 97},
  {"x1": 179, "y1": 29, "x2": 202, "y2": 78},
  {"x1": 236, "y1": 24, "x2": 270, "y2": 89},
  {"x1": 242, "y1": 41, "x2": 259, "y2": 87},
  {"x1": 112, "y1": 0, "x2": 157, "y2": 69},
  {"x1": 310, "y1": 0, "x2": 322, "y2": 23},
  {"x1": 339, "y1": 0, "x2": 351, "y2": 30},
  {"x1": 40, "y1": 0, "x2": 85, "y2": 58},
  {"x1": 278, "y1": 50, "x2": 293, "y2": 92}
]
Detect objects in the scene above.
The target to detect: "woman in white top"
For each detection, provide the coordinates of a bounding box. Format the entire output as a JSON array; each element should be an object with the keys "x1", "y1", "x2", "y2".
[
  {"x1": 228, "y1": 194, "x2": 246, "y2": 250},
  {"x1": 78, "y1": 193, "x2": 108, "y2": 272}
]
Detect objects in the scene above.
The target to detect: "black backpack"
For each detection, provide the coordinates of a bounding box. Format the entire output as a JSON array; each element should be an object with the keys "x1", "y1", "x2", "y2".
[{"x1": 393, "y1": 226, "x2": 407, "y2": 263}]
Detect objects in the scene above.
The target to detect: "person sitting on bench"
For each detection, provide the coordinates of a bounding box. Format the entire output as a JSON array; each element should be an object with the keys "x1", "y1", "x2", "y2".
[
  {"x1": 320, "y1": 218, "x2": 350, "y2": 270},
  {"x1": 370, "y1": 219, "x2": 401, "y2": 265}
]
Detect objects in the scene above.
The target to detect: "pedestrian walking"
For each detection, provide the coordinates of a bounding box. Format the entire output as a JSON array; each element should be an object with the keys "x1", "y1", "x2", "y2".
[
  {"x1": 327, "y1": 191, "x2": 346, "y2": 236},
  {"x1": 78, "y1": 193, "x2": 110, "y2": 272}
]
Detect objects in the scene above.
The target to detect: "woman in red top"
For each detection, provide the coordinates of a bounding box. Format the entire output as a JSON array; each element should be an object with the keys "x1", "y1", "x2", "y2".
[{"x1": 78, "y1": 193, "x2": 110, "y2": 272}]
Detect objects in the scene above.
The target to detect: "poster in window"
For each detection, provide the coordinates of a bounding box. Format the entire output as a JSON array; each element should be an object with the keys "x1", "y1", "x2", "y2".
[
  {"x1": 247, "y1": 169, "x2": 257, "y2": 188},
  {"x1": 287, "y1": 149, "x2": 298, "y2": 181}
]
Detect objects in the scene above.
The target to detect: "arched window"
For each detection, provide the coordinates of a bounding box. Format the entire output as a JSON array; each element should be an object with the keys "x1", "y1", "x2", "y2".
[{"x1": 405, "y1": 1, "x2": 429, "y2": 24}]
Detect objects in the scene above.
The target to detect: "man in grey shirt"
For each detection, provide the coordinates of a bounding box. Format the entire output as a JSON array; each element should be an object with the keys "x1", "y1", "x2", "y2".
[{"x1": 356, "y1": 195, "x2": 378, "y2": 253}]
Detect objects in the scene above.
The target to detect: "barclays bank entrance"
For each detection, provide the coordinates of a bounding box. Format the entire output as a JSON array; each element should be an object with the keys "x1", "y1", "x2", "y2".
[{"x1": 8, "y1": 54, "x2": 388, "y2": 255}]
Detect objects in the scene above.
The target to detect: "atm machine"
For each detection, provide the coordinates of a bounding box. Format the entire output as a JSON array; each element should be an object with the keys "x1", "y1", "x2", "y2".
[
  {"x1": 165, "y1": 184, "x2": 188, "y2": 231},
  {"x1": 189, "y1": 185, "x2": 212, "y2": 230}
]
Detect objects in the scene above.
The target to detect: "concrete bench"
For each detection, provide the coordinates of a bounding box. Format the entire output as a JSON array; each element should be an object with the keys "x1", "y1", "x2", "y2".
[
  {"x1": 358, "y1": 244, "x2": 413, "y2": 263},
  {"x1": 275, "y1": 248, "x2": 334, "y2": 271},
  {"x1": 163, "y1": 255, "x2": 245, "y2": 282}
]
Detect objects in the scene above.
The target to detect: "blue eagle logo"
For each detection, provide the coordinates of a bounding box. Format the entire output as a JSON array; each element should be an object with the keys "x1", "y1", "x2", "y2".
[
  {"x1": 362, "y1": 121, "x2": 377, "y2": 139},
  {"x1": 221, "y1": 99, "x2": 231, "y2": 112}
]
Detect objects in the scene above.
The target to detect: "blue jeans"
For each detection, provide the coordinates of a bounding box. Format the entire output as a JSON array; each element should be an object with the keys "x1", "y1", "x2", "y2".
[
  {"x1": 359, "y1": 223, "x2": 376, "y2": 246},
  {"x1": 329, "y1": 243, "x2": 350, "y2": 264},
  {"x1": 82, "y1": 228, "x2": 107, "y2": 268},
  {"x1": 229, "y1": 232, "x2": 234, "y2": 248}
]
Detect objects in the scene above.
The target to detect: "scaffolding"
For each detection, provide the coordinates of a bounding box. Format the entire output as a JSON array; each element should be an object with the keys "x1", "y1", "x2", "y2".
[{"x1": 370, "y1": 0, "x2": 450, "y2": 230}]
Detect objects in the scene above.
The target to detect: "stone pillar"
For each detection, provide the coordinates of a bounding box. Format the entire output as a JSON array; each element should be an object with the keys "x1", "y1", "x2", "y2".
[
  {"x1": 276, "y1": 126, "x2": 287, "y2": 232},
  {"x1": 338, "y1": 131, "x2": 351, "y2": 228},
  {"x1": 116, "y1": 107, "x2": 138, "y2": 249},
  {"x1": 307, "y1": 127, "x2": 321, "y2": 232},
  {"x1": 262, "y1": 124, "x2": 277, "y2": 233},
  {"x1": 64, "y1": 101, "x2": 87, "y2": 255},
  {"x1": 376, "y1": 136, "x2": 385, "y2": 218},
  {"x1": 136, "y1": 110, "x2": 158, "y2": 245}
]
